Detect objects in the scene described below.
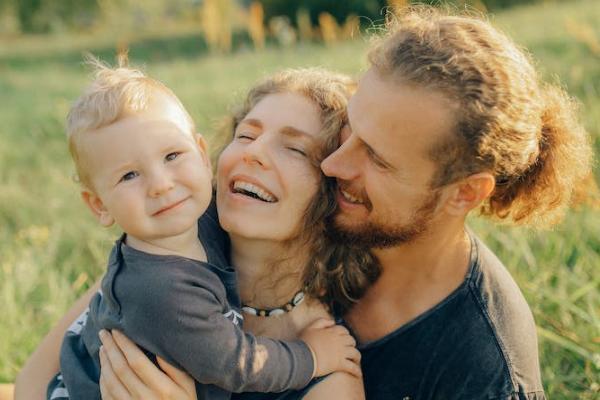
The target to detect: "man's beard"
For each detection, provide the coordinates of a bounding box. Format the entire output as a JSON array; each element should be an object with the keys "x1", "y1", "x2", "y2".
[{"x1": 327, "y1": 190, "x2": 440, "y2": 249}]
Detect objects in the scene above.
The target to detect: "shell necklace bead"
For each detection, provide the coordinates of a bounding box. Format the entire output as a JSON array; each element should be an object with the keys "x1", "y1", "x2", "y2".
[{"x1": 241, "y1": 290, "x2": 305, "y2": 317}]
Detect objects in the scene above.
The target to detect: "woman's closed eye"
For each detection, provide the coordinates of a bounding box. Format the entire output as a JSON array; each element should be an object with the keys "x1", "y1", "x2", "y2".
[
  {"x1": 235, "y1": 131, "x2": 256, "y2": 141},
  {"x1": 286, "y1": 146, "x2": 307, "y2": 157}
]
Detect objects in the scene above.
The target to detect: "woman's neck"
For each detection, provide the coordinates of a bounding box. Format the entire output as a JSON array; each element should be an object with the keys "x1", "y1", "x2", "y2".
[{"x1": 230, "y1": 234, "x2": 307, "y2": 309}]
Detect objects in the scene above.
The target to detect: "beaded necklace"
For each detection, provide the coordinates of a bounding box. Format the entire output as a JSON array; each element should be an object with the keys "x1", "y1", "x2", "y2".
[{"x1": 241, "y1": 290, "x2": 305, "y2": 317}]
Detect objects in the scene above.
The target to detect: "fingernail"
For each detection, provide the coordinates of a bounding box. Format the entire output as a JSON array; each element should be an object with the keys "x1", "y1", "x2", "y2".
[{"x1": 99, "y1": 330, "x2": 107, "y2": 341}]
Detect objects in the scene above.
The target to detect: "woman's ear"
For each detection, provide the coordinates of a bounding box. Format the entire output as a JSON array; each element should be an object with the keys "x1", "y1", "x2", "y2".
[
  {"x1": 81, "y1": 190, "x2": 114, "y2": 227},
  {"x1": 442, "y1": 172, "x2": 496, "y2": 216}
]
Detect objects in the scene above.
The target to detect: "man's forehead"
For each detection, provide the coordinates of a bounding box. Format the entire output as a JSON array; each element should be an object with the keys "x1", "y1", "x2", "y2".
[{"x1": 348, "y1": 69, "x2": 457, "y2": 152}]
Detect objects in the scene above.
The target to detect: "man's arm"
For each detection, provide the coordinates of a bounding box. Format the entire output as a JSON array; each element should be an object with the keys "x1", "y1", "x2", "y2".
[{"x1": 15, "y1": 279, "x2": 101, "y2": 400}]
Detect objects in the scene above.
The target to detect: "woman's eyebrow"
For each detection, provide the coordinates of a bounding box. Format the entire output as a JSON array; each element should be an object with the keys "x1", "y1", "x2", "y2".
[
  {"x1": 280, "y1": 126, "x2": 317, "y2": 143},
  {"x1": 238, "y1": 118, "x2": 263, "y2": 129}
]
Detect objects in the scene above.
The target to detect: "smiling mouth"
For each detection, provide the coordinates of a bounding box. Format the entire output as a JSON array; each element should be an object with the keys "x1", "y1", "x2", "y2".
[
  {"x1": 231, "y1": 180, "x2": 278, "y2": 203},
  {"x1": 153, "y1": 197, "x2": 189, "y2": 216},
  {"x1": 340, "y1": 188, "x2": 364, "y2": 205}
]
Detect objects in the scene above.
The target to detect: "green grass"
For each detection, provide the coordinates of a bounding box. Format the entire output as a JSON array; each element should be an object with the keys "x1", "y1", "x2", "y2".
[{"x1": 1, "y1": 0, "x2": 599, "y2": 398}]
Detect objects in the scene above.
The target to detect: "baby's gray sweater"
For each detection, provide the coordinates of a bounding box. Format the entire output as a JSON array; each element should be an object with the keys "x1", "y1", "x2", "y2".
[{"x1": 53, "y1": 210, "x2": 314, "y2": 400}]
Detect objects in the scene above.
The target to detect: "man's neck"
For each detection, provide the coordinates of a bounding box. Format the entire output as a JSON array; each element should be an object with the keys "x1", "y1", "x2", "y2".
[
  {"x1": 230, "y1": 235, "x2": 306, "y2": 308},
  {"x1": 126, "y1": 225, "x2": 207, "y2": 262},
  {"x1": 346, "y1": 220, "x2": 472, "y2": 343}
]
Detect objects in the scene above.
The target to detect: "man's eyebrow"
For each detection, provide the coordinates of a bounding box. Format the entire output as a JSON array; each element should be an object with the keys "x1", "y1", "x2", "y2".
[{"x1": 280, "y1": 126, "x2": 317, "y2": 143}]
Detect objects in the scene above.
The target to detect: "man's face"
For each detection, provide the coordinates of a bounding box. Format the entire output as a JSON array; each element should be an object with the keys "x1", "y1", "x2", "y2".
[{"x1": 320, "y1": 68, "x2": 456, "y2": 248}]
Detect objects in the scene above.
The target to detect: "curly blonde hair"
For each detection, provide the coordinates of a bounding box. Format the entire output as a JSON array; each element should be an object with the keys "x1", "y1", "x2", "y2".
[
  {"x1": 369, "y1": 7, "x2": 593, "y2": 227},
  {"x1": 67, "y1": 55, "x2": 195, "y2": 188}
]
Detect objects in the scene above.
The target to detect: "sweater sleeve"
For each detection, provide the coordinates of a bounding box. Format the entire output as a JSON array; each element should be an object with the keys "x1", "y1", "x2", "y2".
[{"x1": 115, "y1": 260, "x2": 314, "y2": 393}]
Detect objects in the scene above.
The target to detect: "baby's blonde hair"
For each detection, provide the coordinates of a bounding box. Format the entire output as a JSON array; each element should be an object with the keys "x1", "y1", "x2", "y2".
[{"x1": 67, "y1": 54, "x2": 195, "y2": 187}]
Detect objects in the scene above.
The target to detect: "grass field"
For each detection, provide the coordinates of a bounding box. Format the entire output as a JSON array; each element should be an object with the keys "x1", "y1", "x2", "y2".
[{"x1": 1, "y1": 0, "x2": 599, "y2": 398}]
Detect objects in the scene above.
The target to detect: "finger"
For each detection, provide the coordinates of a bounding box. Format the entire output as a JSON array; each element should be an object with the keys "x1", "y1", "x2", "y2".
[
  {"x1": 345, "y1": 347, "x2": 362, "y2": 364},
  {"x1": 100, "y1": 376, "x2": 113, "y2": 400},
  {"x1": 99, "y1": 330, "x2": 150, "y2": 399},
  {"x1": 331, "y1": 325, "x2": 350, "y2": 335},
  {"x1": 99, "y1": 345, "x2": 132, "y2": 400},
  {"x1": 111, "y1": 330, "x2": 188, "y2": 399},
  {"x1": 341, "y1": 359, "x2": 363, "y2": 379},
  {"x1": 342, "y1": 335, "x2": 357, "y2": 347},
  {"x1": 156, "y1": 356, "x2": 197, "y2": 399},
  {"x1": 307, "y1": 318, "x2": 335, "y2": 330}
]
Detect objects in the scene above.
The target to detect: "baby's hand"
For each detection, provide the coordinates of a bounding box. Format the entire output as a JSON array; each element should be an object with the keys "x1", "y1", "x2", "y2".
[{"x1": 299, "y1": 318, "x2": 362, "y2": 379}]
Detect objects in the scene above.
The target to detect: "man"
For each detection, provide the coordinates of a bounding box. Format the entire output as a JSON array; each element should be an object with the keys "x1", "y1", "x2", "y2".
[{"x1": 320, "y1": 9, "x2": 591, "y2": 400}]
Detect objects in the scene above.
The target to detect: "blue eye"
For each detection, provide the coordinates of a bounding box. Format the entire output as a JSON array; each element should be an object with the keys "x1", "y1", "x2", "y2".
[
  {"x1": 165, "y1": 152, "x2": 180, "y2": 162},
  {"x1": 119, "y1": 171, "x2": 139, "y2": 182}
]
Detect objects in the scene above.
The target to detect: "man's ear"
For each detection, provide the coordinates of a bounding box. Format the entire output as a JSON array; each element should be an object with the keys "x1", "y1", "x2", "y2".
[
  {"x1": 195, "y1": 133, "x2": 211, "y2": 168},
  {"x1": 81, "y1": 189, "x2": 114, "y2": 227},
  {"x1": 442, "y1": 172, "x2": 495, "y2": 216}
]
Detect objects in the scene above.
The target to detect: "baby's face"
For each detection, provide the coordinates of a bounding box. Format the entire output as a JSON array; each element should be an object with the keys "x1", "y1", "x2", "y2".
[{"x1": 81, "y1": 92, "x2": 212, "y2": 241}]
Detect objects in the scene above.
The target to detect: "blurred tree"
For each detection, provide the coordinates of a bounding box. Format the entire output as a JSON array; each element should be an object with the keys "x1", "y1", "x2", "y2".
[
  {"x1": 259, "y1": 0, "x2": 388, "y2": 29},
  {"x1": 201, "y1": 0, "x2": 234, "y2": 52},
  {"x1": 9, "y1": 0, "x2": 99, "y2": 33},
  {"x1": 248, "y1": 1, "x2": 265, "y2": 50},
  {"x1": 318, "y1": 12, "x2": 338, "y2": 45},
  {"x1": 257, "y1": 0, "x2": 556, "y2": 30},
  {"x1": 16, "y1": 0, "x2": 43, "y2": 32},
  {"x1": 296, "y1": 8, "x2": 313, "y2": 41}
]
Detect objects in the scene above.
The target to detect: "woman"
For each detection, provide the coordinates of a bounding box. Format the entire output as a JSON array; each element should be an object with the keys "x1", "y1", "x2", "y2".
[{"x1": 16, "y1": 68, "x2": 378, "y2": 400}]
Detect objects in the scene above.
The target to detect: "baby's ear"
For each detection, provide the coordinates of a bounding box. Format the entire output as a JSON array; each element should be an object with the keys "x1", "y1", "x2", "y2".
[
  {"x1": 195, "y1": 133, "x2": 211, "y2": 167},
  {"x1": 81, "y1": 190, "x2": 114, "y2": 227},
  {"x1": 195, "y1": 133, "x2": 208, "y2": 152}
]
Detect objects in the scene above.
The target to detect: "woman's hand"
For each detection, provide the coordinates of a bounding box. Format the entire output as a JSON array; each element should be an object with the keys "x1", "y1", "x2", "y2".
[{"x1": 98, "y1": 330, "x2": 196, "y2": 400}]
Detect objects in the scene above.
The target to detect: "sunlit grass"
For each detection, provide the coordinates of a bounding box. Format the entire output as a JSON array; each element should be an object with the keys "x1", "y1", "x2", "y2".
[{"x1": 1, "y1": 1, "x2": 599, "y2": 398}]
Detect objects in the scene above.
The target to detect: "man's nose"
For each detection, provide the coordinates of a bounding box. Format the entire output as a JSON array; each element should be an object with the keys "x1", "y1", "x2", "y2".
[{"x1": 321, "y1": 134, "x2": 360, "y2": 180}]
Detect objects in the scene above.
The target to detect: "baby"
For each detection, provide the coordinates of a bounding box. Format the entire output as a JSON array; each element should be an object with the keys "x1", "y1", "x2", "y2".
[{"x1": 47, "y1": 58, "x2": 359, "y2": 400}]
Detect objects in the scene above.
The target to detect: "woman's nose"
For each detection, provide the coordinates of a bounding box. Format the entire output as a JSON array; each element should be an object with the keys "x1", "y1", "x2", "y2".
[{"x1": 242, "y1": 136, "x2": 270, "y2": 168}]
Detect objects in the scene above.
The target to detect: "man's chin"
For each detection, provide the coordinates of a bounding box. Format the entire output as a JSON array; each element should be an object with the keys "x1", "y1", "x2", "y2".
[{"x1": 327, "y1": 216, "x2": 429, "y2": 249}]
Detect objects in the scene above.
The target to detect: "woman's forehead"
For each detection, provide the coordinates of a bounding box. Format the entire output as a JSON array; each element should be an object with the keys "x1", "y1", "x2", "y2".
[{"x1": 244, "y1": 92, "x2": 322, "y2": 136}]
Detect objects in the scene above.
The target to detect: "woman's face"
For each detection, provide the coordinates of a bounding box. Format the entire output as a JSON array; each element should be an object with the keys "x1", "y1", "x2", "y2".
[{"x1": 216, "y1": 92, "x2": 323, "y2": 242}]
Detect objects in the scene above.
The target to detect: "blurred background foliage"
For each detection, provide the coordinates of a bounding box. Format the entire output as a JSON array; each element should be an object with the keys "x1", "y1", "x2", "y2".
[
  {"x1": 0, "y1": 0, "x2": 598, "y2": 399},
  {"x1": 0, "y1": 0, "x2": 573, "y2": 37}
]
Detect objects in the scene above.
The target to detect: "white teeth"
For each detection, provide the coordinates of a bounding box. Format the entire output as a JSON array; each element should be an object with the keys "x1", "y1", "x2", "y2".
[
  {"x1": 233, "y1": 181, "x2": 277, "y2": 203},
  {"x1": 341, "y1": 189, "x2": 363, "y2": 204}
]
